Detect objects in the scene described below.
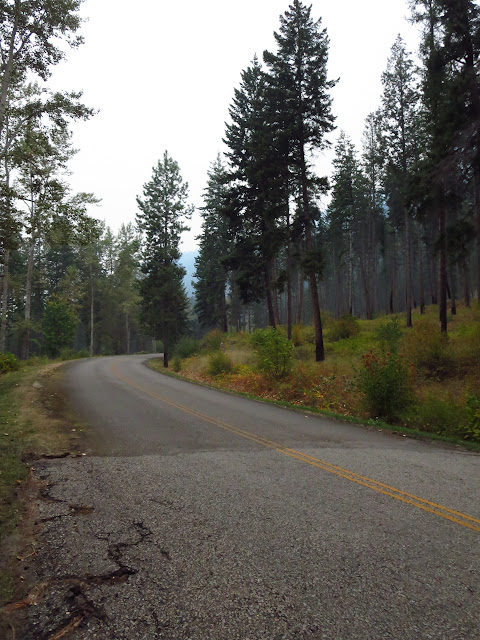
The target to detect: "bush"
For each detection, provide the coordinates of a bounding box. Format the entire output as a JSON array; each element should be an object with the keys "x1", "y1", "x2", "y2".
[
  {"x1": 59, "y1": 348, "x2": 90, "y2": 361},
  {"x1": 250, "y1": 328, "x2": 293, "y2": 378},
  {"x1": 207, "y1": 351, "x2": 234, "y2": 376},
  {"x1": 173, "y1": 336, "x2": 200, "y2": 359},
  {"x1": 202, "y1": 329, "x2": 223, "y2": 352},
  {"x1": 356, "y1": 350, "x2": 414, "y2": 420},
  {"x1": 329, "y1": 314, "x2": 360, "y2": 342},
  {"x1": 402, "y1": 319, "x2": 453, "y2": 378},
  {"x1": 0, "y1": 353, "x2": 19, "y2": 375},
  {"x1": 376, "y1": 316, "x2": 403, "y2": 354},
  {"x1": 459, "y1": 395, "x2": 480, "y2": 442},
  {"x1": 172, "y1": 356, "x2": 183, "y2": 372}
]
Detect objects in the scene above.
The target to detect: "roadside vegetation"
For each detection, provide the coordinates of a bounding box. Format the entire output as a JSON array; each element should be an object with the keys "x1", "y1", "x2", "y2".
[
  {"x1": 151, "y1": 303, "x2": 480, "y2": 447},
  {"x1": 0, "y1": 355, "x2": 83, "y2": 605}
]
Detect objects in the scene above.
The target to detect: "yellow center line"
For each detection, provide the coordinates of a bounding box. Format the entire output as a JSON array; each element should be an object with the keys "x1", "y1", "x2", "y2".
[{"x1": 110, "y1": 363, "x2": 480, "y2": 532}]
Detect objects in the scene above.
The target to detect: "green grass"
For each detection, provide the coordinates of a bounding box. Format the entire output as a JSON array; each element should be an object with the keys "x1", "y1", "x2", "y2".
[{"x1": 0, "y1": 368, "x2": 34, "y2": 603}]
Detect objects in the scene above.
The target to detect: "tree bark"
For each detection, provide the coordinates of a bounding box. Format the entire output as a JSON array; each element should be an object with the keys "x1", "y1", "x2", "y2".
[
  {"x1": 264, "y1": 265, "x2": 276, "y2": 329},
  {"x1": 163, "y1": 322, "x2": 169, "y2": 368},
  {"x1": 300, "y1": 142, "x2": 324, "y2": 360},
  {"x1": 439, "y1": 203, "x2": 448, "y2": 333},
  {"x1": 89, "y1": 264, "x2": 94, "y2": 356},
  {"x1": 0, "y1": 249, "x2": 10, "y2": 353},
  {"x1": 418, "y1": 229, "x2": 425, "y2": 314},
  {"x1": 405, "y1": 208, "x2": 412, "y2": 327}
]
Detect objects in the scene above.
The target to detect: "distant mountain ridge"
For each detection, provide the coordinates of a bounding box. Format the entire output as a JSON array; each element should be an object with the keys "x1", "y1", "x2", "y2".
[{"x1": 180, "y1": 250, "x2": 198, "y2": 297}]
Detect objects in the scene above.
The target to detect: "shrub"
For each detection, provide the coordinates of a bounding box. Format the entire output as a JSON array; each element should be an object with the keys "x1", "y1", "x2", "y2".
[
  {"x1": 459, "y1": 395, "x2": 480, "y2": 442},
  {"x1": 375, "y1": 316, "x2": 403, "y2": 354},
  {"x1": 60, "y1": 348, "x2": 90, "y2": 361},
  {"x1": 356, "y1": 350, "x2": 414, "y2": 420},
  {"x1": 207, "y1": 351, "x2": 234, "y2": 376},
  {"x1": 202, "y1": 329, "x2": 223, "y2": 352},
  {"x1": 0, "y1": 353, "x2": 19, "y2": 375},
  {"x1": 173, "y1": 336, "x2": 200, "y2": 359},
  {"x1": 329, "y1": 314, "x2": 360, "y2": 342},
  {"x1": 172, "y1": 355, "x2": 183, "y2": 372},
  {"x1": 402, "y1": 319, "x2": 453, "y2": 378},
  {"x1": 250, "y1": 328, "x2": 293, "y2": 378}
]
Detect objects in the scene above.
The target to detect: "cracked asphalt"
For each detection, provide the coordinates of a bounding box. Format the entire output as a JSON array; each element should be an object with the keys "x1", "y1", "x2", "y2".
[{"x1": 15, "y1": 355, "x2": 480, "y2": 639}]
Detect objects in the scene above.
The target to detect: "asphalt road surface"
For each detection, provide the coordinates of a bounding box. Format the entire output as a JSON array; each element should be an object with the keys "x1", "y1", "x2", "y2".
[{"x1": 21, "y1": 355, "x2": 480, "y2": 639}]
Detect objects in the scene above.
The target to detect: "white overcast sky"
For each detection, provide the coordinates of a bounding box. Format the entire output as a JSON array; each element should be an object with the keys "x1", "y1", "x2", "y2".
[{"x1": 49, "y1": 0, "x2": 420, "y2": 252}]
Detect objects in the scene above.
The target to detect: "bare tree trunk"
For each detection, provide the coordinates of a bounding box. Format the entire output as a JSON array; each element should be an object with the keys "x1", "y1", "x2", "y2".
[
  {"x1": 405, "y1": 208, "x2": 412, "y2": 327},
  {"x1": 391, "y1": 228, "x2": 397, "y2": 314},
  {"x1": 265, "y1": 265, "x2": 276, "y2": 329},
  {"x1": 89, "y1": 264, "x2": 94, "y2": 356},
  {"x1": 300, "y1": 142, "x2": 324, "y2": 360},
  {"x1": 439, "y1": 204, "x2": 448, "y2": 333},
  {"x1": 0, "y1": 249, "x2": 9, "y2": 353},
  {"x1": 23, "y1": 238, "x2": 36, "y2": 359},
  {"x1": 296, "y1": 273, "x2": 304, "y2": 325},
  {"x1": 163, "y1": 322, "x2": 169, "y2": 368},
  {"x1": 125, "y1": 312, "x2": 130, "y2": 355},
  {"x1": 463, "y1": 255, "x2": 470, "y2": 308},
  {"x1": 450, "y1": 267, "x2": 457, "y2": 315},
  {"x1": 418, "y1": 230, "x2": 425, "y2": 314},
  {"x1": 348, "y1": 228, "x2": 354, "y2": 316},
  {"x1": 286, "y1": 207, "x2": 292, "y2": 340}
]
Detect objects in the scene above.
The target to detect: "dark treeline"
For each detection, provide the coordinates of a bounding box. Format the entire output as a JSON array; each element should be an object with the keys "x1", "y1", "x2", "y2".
[
  {"x1": 2, "y1": 1, "x2": 480, "y2": 364},
  {"x1": 194, "y1": 0, "x2": 480, "y2": 361}
]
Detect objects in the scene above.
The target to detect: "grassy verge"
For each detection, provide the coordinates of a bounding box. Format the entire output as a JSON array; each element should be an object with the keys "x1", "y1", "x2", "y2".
[
  {"x1": 0, "y1": 361, "x2": 73, "y2": 605},
  {"x1": 147, "y1": 358, "x2": 480, "y2": 452}
]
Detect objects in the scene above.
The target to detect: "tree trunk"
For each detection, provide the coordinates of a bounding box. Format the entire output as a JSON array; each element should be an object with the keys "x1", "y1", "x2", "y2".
[
  {"x1": 163, "y1": 322, "x2": 169, "y2": 368},
  {"x1": 463, "y1": 255, "x2": 470, "y2": 308},
  {"x1": 0, "y1": 249, "x2": 9, "y2": 353},
  {"x1": 348, "y1": 227, "x2": 353, "y2": 316},
  {"x1": 439, "y1": 204, "x2": 448, "y2": 333},
  {"x1": 300, "y1": 141, "x2": 325, "y2": 360},
  {"x1": 89, "y1": 264, "x2": 94, "y2": 356},
  {"x1": 391, "y1": 228, "x2": 397, "y2": 314},
  {"x1": 418, "y1": 230, "x2": 425, "y2": 314},
  {"x1": 0, "y1": 6, "x2": 19, "y2": 140},
  {"x1": 450, "y1": 267, "x2": 456, "y2": 315},
  {"x1": 296, "y1": 273, "x2": 304, "y2": 325},
  {"x1": 286, "y1": 207, "x2": 292, "y2": 340},
  {"x1": 405, "y1": 208, "x2": 412, "y2": 327},
  {"x1": 264, "y1": 265, "x2": 276, "y2": 329},
  {"x1": 23, "y1": 238, "x2": 36, "y2": 359},
  {"x1": 125, "y1": 312, "x2": 130, "y2": 355}
]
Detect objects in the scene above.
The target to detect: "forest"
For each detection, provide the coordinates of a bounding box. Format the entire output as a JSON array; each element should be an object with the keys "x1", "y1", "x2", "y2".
[{"x1": 1, "y1": 1, "x2": 480, "y2": 380}]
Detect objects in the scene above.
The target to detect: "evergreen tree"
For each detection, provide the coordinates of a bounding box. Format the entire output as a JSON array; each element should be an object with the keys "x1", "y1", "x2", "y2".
[
  {"x1": 264, "y1": 0, "x2": 336, "y2": 361},
  {"x1": 136, "y1": 151, "x2": 193, "y2": 368},
  {"x1": 223, "y1": 57, "x2": 286, "y2": 327},
  {"x1": 381, "y1": 35, "x2": 420, "y2": 328},
  {"x1": 194, "y1": 155, "x2": 230, "y2": 332}
]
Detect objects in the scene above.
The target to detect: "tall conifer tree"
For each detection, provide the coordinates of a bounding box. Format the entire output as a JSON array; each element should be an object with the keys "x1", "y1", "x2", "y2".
[
  {"x1": 264, "y1": 0, "x2": 336, "y2": 361},
  {"x1": 136, "y1": 151, "x2": 193, "y2": 367}
]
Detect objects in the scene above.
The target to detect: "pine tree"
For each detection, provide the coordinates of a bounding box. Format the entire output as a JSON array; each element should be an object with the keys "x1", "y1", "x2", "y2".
[
  {"x1": 264, "y1": 0, "x2": 336, "y2": 361},
  {"x1": 223, "y1": 57, "x2": 286, "y2": 327},
  {"x1": 136, "y1": 151, "x2": 193, "y2": 368},
  {"x1": 381, "y1": 35, "x2": 420, "y2": 328},
  {"x1": 194, "y1": 155, "x2": 230, "y2": 332}
]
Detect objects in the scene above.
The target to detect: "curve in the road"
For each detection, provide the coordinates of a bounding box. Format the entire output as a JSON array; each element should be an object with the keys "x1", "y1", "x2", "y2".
[{"x1": 110, "y1": 361, "x2": 480, "y2": 533}]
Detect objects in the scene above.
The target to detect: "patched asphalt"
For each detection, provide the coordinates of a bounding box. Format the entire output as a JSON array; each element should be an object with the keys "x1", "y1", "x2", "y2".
[{"x1": 12, "y1": 355, "x2": 480, "y2": 639}]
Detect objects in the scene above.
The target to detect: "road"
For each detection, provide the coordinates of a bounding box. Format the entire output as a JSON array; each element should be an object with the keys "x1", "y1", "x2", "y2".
[{"x1": 20, "y1": 355, "x2": 480, "y2": 639}]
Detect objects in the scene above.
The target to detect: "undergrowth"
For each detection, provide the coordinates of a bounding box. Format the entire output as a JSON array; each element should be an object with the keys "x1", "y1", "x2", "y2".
[{"x1": 162, "y1": 303, "x2": 480, "y2": 444}]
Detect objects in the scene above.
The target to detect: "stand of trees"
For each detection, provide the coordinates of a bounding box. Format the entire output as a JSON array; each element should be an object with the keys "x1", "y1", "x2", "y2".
[
  {"x1": 2, "y1": 1, "x2": 480, "y2": 364},
  {"x1": 193, "y1": 0, "x2": 480, "y2": 349}
]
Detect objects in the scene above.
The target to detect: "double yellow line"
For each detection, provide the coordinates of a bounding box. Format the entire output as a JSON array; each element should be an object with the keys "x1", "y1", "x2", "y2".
[{"x1": 111, "y1": 363, "x2": 480, "y2": 532}]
